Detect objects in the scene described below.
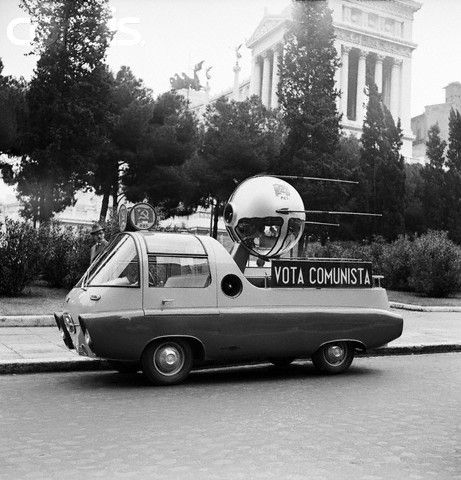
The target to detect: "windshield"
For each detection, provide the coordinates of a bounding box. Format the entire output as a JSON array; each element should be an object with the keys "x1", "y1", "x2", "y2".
[{"x1": 85, "y1": 234, "x2": 140, "y2": 287}]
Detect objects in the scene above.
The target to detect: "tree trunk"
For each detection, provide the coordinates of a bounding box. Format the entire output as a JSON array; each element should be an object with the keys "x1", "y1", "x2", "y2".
[
  {"x1": 212, "y1": 198, "x2": 219, "y2": 239},
  {"x1": 99, "y1": 186, "x2": 110, "y2": 222}
]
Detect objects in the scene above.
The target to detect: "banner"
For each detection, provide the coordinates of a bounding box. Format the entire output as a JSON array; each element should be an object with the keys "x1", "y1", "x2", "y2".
[{"x1": 271, "y1": 260, "x2": 373, "y2": 288}]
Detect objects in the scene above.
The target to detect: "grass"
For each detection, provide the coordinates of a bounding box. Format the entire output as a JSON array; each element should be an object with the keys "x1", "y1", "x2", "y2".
[
  {"x1": 0, "y1": 283, "x2": 68, "y2": 316},
  {"x1": 1, "y1": 284, "x2": 460, "y2": 316},
  {"x1": 387, "y1": 290, "x2": 461, "y2": 307}
]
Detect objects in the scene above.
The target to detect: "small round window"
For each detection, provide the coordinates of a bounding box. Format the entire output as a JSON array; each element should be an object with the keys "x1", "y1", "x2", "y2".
[{"x1": 221, "y1": 274, "x2": 243, "y2": 297}]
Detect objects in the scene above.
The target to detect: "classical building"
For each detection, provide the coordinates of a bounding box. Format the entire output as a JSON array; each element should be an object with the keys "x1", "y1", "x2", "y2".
[
  {"x1": 195, "y1": 0, "x2": 421, "y2": 160},
  {"x1": 411, "y1": 82, "x2": 461, "y2": 163}
]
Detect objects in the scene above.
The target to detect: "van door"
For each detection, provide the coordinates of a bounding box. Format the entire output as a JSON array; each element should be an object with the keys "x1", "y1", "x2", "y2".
[{"x1": 143, "y1": 253, "x2": 218, "y2": 343}]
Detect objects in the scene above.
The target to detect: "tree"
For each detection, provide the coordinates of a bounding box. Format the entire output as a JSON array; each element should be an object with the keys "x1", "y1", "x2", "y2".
[
  {"x1": 92, "y1": 66, "x2": 154, "y2": 221},
  {"x1": 445, "y1": 108, "x2": 461, "y2": 242},
  {"x1": 9, "y1": 0, "x2": 113, "y2": 223},
  {"x1": 405, "y1": 162, "x2": 424, "y2": 235},
  {"x1": 192, "y1": 96, "x2": 284, "y2": 238},
  {"x1": 277, "y1": 0, "x2": 343, "y2": 250},
  {"x1": 358, "y1": 83, "x2": 406, "y2": 240},
  {"x1": 420, "y1": 123, "x2": 446, "y2": 231},
  {"x1": 0, "y1": 59, "x2": 27, "y2": 157},
  {"x1": 122, "y1": 91, "x2": 199, "y2": 214}
]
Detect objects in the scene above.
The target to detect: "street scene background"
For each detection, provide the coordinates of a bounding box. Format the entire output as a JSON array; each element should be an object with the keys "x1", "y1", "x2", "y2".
[{"x1": 0, "y1": 0, "x2": 461, "y2": 479}]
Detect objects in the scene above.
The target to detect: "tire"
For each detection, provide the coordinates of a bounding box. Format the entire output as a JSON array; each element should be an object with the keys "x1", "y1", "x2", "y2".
[
  {"x1": 141, "y1": 339, "x2": 193, "y2": 386},
  {"x1": 311, "y1": 342, "x2": 354, "y2": 374},
  {"x1": 108, "y1": 361, "x2": 140, "y2": 374},
  {"x1": 270, "y1": 358, "x2": 295, "y2": 368}
]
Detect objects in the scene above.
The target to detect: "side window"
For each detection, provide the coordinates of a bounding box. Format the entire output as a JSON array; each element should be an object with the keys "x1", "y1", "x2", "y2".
[
  {"x1": 88, "y1": 235, "x2": 140, "y2": 287},
  {"x1": 148, "y1": 256, "x2": 211, "y2": 288}
]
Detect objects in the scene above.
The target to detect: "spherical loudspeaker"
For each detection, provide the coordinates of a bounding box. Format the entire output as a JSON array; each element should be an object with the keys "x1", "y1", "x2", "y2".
[{"x1": 224, "y1": 176, "x2": 305, "y2": 259}]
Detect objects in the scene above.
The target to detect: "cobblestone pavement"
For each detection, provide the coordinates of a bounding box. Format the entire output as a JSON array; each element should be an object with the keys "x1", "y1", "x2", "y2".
[{"x1": 1, "y1": 353, "x2": 459, "y2": 480}]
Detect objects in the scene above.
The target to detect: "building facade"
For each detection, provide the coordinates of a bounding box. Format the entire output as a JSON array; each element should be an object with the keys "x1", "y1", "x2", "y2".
[
  {"x1": 203, "y1": 0, "x2": 421, "y2": 160},
  {"x1": 411, "y1": 82, "x2": 461, "y2": 163}
]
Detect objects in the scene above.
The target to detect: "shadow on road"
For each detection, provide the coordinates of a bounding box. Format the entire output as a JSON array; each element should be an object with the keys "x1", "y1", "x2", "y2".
[{"x1": 56, "y1": 360, "x2": 378, "y2": 390}]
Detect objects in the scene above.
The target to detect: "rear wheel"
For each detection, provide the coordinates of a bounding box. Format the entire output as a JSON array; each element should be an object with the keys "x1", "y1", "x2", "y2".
[
  {"x1": 141, "y1": 339, "x2": 193, "y2": 386},
  {"x1": 311, "y1": 342, "x2": 354, "y2": 374}
]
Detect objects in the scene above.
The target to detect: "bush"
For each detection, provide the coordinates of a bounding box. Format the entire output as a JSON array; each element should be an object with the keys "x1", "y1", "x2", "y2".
[
  {"x1": 381, "y1": 235, "x2": 413, "y2": 290},
  {"x1": 0, "y1": 219, "x2": 40, "y2": 296},
  {"x1": 62, "y1": 227, "x2": 94, "y2": 289},
  {"x1": 38, "y1": 222, "x2": 76, "y2": 288},
  {"x1": 408, "y1": 231, "x2": 461, "y2": 297}
]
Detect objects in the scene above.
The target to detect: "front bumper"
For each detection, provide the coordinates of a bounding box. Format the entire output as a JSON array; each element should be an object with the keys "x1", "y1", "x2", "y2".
[{"x1": 54, "y1": 313, "x2": 75, "y2": 350}]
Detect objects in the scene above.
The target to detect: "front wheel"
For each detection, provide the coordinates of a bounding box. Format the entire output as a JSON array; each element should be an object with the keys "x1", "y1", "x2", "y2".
[
  {"x1": 311, "y1": 342, "x2": 354, "y2": 374},
  {"x1": 141, "y1": 339, "x2": 193, "y2": 386}
]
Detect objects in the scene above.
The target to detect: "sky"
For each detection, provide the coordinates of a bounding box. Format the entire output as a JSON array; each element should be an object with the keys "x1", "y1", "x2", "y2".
[
  {"x1": 1, "y1": 0, "x2": 461, "y2": 116},
  {"x1": 0, "y1": 0, "x2": 461, "y2": 203}
]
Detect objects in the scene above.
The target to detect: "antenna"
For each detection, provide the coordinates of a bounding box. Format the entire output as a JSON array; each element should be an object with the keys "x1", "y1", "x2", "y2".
[
  {"x1": 305, "y1": 221, "x2": 340, "y2": 227},
  {"x1": 277, "y1": 208, "x2": 382, "y2": 217},
  {"x1": 268, "y1": 175, "x2": 358, "y2": 185}
]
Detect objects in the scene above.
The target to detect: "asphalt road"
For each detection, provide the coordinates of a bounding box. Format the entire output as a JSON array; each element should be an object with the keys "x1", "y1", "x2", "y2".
[{"x1": 1, "y1": 354, "x2": 460, "y2": 480}]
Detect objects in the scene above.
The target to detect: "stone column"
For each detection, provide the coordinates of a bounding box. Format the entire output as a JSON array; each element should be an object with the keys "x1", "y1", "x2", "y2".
[
  {"x1": 334, "y1": 40, "x2": 341, "y2": 111},
  {"x1": 250, "y1": 56, "x2": 262, "y2": 97},
  {"x1": 261, "y1": 51, "x2": 272, "y2": 107},
  {"x1": 374, "y1": 54, "x2": 384, "y2": 93},
  {"x1": 340, "y1": 45, "x2": 351, "y2": 117},
  {"x1": 271, "y1": 46, "x2": 281, "y2": 109},
  {"x1": 356, "y1": 49, "x2": 367, "y2": 123},
  {"x1": 390, "y1": 58, "x2": 402, "y2": 121},
  {"x1": 400, "y1": 57, "x2": 412, "y2": 132}
]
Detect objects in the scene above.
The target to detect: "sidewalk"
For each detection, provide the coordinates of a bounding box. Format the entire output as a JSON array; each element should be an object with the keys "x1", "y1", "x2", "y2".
[{"x1": 0, "y1": 308, "x2": 460, "y2": 375}]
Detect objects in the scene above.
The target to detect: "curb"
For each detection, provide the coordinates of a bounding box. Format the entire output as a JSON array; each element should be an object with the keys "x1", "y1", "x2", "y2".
[
  {"x1": 1, "y1": 344, "x2": 460, "y2": 375},
  {"x1": 390, "y1": 302, "x2": 461, "y2": 312},
  {"x1": 0, "y1": 315, "x2": 55, "y2": 327}
]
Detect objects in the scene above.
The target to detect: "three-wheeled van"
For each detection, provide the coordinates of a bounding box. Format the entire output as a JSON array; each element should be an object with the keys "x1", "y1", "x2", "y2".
[{"x1": 55, "y1": 230, "x2": 403, "y2": 385}]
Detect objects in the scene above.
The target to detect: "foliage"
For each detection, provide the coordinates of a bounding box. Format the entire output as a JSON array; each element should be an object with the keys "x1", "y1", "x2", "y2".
[
  {"x1": 304, "y1": 236, "x2": 386, "y2": 276},
  {"x1": 445, "y1": 109, "x2": 461, "y2": 243},
  {"x1": 189, "y1": 96, "x2": 284, "y2": 237},
  {"x1": 277, "y1": 0, "x2": 343, "y2": 227},
  {"x1": 408, "y1": 231, "x2": 461, "y2": 297},
  {"x1": 37, "y1": 220, "x2": 119, "y2": 289},
  {"x1": 0, "y1": 59, "x2": 27, "y2": 157},
  {"x1": 381, "y1": 235, "x2": 413, "y2": 290},
  {"x1": 92, "y1": 66, "x2": 154, "y2": 220},
  {"x1": 420, "y1": 123, "x2": 447, "y2": 231},
  {"x1": 122, "y1": 91, "x2": 199, "y2": 215},
  {"x1": 357, "y1": 83, "x2": 405, "y2": 240},
  {"x1": 404, "y1": 162, "x2": 424, "y2": 235},
  {"x1": 0, "y1": 219, "x2": 40, "y2": 296},
  {"x1": 61, "y1": 227, "x2": 95, "y2": 289},
  {"x1": 37, "y1": 222, "x2": 76, "y2": 288},
  {"x1": 6, "y1": 0, "x2": 113, "y2": 223}
]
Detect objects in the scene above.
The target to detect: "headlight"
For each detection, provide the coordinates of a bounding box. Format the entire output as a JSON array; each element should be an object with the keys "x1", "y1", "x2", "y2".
[{"x1": 63, "y1": 313, "x2": 76, "y2": 334}]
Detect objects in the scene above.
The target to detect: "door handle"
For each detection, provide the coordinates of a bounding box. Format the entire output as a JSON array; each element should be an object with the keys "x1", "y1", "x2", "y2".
[
  {"x1": 90, "y1": 294, "x2": 101, "y2": 301},
  {"x1": 161, "y1": 299, "x2": 174, "y2": 305}
]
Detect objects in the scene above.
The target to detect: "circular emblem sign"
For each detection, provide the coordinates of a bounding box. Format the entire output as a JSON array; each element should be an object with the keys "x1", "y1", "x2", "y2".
[
  {"x1": 129, "y1": 203, "x2": 156, "y2": 230},
  {"x1": 118, "y1": 204, "x2": 128, "y2": 232}
]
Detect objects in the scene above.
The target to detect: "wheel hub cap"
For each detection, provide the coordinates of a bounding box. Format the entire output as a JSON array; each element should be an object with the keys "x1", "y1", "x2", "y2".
[
  {"x1": 154, "y1": 345, "x2": 184, "y2": 376},
  {"x1": 325, "y1": 344, "x2": 346, "y2": 365}
]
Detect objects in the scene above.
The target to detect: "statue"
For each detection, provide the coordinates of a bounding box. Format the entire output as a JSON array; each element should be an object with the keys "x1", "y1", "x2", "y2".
[{"x1": 169, "y1": 60, "x2": 206, "y2": 92}]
